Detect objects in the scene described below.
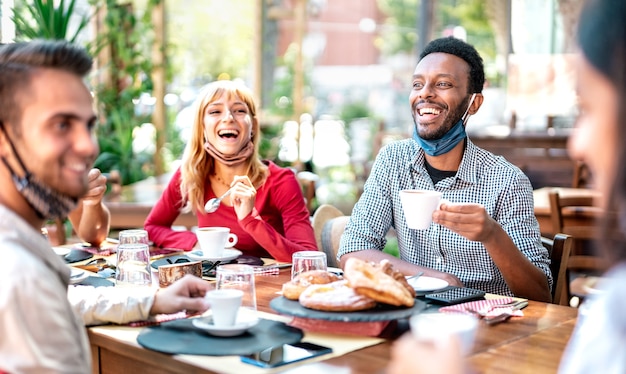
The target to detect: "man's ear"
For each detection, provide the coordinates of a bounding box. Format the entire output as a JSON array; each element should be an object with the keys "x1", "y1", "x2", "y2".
[{"x1": 468, "y1": 93, "x2": 484, "y2": 115}]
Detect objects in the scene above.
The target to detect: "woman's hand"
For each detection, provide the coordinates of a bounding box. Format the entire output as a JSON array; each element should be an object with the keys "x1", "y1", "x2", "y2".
[{"x1": 229, "y1": 175, "x2": 257, "y2": 219}]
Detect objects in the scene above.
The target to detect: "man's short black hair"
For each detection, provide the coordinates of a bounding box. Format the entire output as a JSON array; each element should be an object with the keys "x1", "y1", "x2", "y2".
[
  {"x1": 419, "y1": 37, "x2": 485, "y2": 94},
  {"x1": 0, "y1": 40, "x2": 92, "y2": 132}
]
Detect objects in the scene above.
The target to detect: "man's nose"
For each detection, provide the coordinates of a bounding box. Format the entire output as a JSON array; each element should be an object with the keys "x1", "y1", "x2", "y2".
[
  {"x1": 73, "y1": 125, "x2": 99, "y2": 156},
  {"x1": 418, "y1": 82, "x2": 435, "y2": 99}
]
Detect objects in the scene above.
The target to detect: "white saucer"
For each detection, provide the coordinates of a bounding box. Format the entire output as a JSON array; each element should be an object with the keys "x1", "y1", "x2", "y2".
[
  {"x1": 187, "y1": 248, "x2": 242, "y2": 262},
  {"x1": 407, "y1": 275, "x2": 449, "y2": 292},
  {"x1": 52, "y1": 246, "x2": 71, "y2": 259},
  {"x1": 192, "y1": 314, "x2": 259, "y2": 337},
  {"x1": 69, "y1": 268, "x2": 89, "y2": 285}
]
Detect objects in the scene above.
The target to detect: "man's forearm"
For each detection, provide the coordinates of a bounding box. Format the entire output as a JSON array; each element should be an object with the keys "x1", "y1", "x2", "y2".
[{"x1": 483, "y1": 228, "x2": 551, "y2": 302}]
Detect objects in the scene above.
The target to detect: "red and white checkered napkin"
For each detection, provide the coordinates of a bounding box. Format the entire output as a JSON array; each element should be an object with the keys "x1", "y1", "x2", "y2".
[
  {"x1": 74, "y1": 244, "x2": 115, "y2": 256},
  {"x1": 126, "y1": 311, "x2": 194, "y2": 327},
  {"x1": 252, "y1": 264, "x2": 280, "y2": 276},
  {"x1": 439, "y1": 297, "x2": 524, "y2": 318}
]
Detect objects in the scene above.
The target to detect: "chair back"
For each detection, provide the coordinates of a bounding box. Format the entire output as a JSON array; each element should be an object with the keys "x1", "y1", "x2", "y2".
[
  {"x1": 549, "y1": 233, "x2": 609, "y2": 306},
  {"x1": 548, "y1": 190, "x2": 597, "y2": 237},
  {"x1": 572, "y1": 160, "x2": 593, "y2": 189},
  {"x1": 547, "y1": 234, "x2": 573, "y2": 305},
  {"x1": 319, "y1": 216, "x2": 349, "y2": 268},
  {"x1": 311, "y1": 204, "x2": 346, "y2": 267}
]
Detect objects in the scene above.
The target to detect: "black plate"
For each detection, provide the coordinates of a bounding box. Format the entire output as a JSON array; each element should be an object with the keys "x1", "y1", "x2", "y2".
[
  {"x1": 136, "y1": 318, "x2": 303, "y2": 356},
  {"x1": 270, "y1": 296, "x2": 427, "y2": 322},
  {"x1": 64, "y1": 249, "x2": 93, "y2": 264}
]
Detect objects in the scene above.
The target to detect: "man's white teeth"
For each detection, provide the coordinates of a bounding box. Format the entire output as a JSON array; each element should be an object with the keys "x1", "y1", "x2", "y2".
[{"x1": 419, "y1": 108, "x2": 441, "y2": 115}]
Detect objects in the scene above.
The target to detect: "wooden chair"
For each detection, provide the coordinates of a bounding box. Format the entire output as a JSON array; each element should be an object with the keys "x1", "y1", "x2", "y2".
[
  {"x1": 548, "y1": 190, "x2": 598, "y2": 243},
  {"x1": 572, "y1": 160, "x2": 593, "y2": 189},
  {"x1": 311, "y1": 204, "x2": 347, "y2": 267},
  {"x1": 548, "y1": 191, "x2": 607, "y2": 305},
  {"x1": 546, "y1": 234, "x2": 573, "y2": 305}
]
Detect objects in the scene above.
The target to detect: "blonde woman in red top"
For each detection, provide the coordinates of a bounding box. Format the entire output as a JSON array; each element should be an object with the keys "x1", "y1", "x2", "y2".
[{"x1": 145, "y1": 80, "x2": 316, "y2": 262}]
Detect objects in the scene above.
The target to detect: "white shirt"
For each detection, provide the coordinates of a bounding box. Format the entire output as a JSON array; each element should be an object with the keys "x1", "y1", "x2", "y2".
[
  {"x1": 0, "y1": 205, "x2": 156, "y2": 373},
  {"x1": 558, "y1": 262, "x2": 626, "y2": 374}
]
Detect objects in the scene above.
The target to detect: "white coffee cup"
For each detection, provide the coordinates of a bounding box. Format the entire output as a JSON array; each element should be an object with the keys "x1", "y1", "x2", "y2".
[
  {"x1": 205, "y1": 289, "x2": 243, "y2": 327},
  {"x1": 195, "y1": 227, "x2": 238, "y2": 257},
  {"x1": 216, "y1": 264, "x2": 257, "y2": 314},
  {"x1": 409, "y1": 313, "x2": 478, "y2": 356},
  {"x1": 399, "y1": 189, "x2": 443, "y2": 230}
]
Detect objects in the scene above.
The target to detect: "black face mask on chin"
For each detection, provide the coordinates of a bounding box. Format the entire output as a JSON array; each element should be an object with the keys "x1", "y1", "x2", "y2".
[{"x1": 0, "y1": 123, "x2": 78, "y2": 220}]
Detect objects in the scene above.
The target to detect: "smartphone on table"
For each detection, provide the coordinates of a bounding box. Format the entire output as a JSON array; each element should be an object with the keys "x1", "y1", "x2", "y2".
[
  {"x1": 240, "y1": 342, "x2": 332, "y2": 368},
  {"x1": 424, "y1": 286, "x2": 486, "y2": 305}
]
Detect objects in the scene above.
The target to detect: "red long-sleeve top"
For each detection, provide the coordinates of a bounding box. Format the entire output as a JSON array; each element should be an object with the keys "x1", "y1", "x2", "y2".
[{"x1": 144, "y1": 161, "x2": 317, "y2": 262}]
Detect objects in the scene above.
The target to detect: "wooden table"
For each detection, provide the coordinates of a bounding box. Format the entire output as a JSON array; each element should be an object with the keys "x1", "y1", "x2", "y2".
[
  {"x1": 88, "y1": 268, "x2": 578, "y2": 374},
  {"x1": 533, "y1": 187, "x2": 602, "y2": 237},
  {"x1": 104, "y1": 172, "x2": 196, "y2": 230}
]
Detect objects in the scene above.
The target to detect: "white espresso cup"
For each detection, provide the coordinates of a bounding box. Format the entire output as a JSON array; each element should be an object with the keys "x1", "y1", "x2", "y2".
[
  {"x1": 399, "y1": 189, "x2": 443, "y2": 230},
  {"x1": 195, "y1": 227, "x2": 238, "y2": 257},
  {"x1": 204, "y1": 289, "x2": 243, "y2": 327}
]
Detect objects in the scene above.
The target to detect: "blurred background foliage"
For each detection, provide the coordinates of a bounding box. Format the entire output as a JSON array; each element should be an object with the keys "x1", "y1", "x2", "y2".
[{"x1": 11, "y1": 0, "x2": 499, "y2": 186}]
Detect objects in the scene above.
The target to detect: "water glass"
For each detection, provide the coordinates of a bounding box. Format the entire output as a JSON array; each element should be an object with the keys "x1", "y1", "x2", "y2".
[
  {"x1": 291, "y1": 251, "x2": 327, "y2": 279},
  {"x1": 116, "y1": 243, "x2": 151, "y2": 287},
  {"x1": 216, "y1": 264, "x2": 257, "y2": 315},
  {"x1": 119, "y1": 229, "x2": 150, "y2": 245}
]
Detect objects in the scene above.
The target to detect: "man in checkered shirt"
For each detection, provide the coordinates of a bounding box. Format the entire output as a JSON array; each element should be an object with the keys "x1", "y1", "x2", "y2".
[{"x1": 338, "y1": 37, "x2": 552, "y2": 302}]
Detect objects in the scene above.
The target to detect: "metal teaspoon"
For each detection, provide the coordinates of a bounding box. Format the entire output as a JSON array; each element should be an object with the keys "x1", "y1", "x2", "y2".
[{"x1": 204, "y1": 186, "x2": 236, "y2": 213}]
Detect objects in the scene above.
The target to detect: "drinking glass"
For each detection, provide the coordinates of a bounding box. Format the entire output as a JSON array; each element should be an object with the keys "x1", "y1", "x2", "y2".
[
  {"x1": 119, "y1": 229, "x2": 149, "y2": 245},
  {"x1": 291, "y1": 251, "x2": 327, "y2": 279},
  {"x1": 216, "y1": 264, "x2": 257, "y2": 317},
  {"x1": 116, "y1": 243, "x2": 151, "y2": 287}
]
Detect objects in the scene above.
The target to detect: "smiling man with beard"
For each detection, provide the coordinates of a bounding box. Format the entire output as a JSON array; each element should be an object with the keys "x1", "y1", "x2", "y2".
[{"x1": 339, "y1": 37, "x2": 552, "y2": 302}]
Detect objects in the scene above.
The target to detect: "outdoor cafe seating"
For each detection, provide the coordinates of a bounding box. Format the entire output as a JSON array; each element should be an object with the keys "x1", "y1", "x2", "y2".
[{"x1": 57, "y1": 236, "x2": 576, "y2": 373}]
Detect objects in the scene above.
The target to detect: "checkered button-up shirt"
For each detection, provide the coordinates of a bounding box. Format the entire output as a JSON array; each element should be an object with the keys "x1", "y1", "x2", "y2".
[{"x1": 338, "y1": 138, "x2": 552, "y2": 296}]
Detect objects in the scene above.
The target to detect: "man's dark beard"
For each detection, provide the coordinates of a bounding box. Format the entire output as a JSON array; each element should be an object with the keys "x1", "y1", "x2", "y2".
[{"x1": 419, "y1": 95, "x2": 471, "y2": 141}]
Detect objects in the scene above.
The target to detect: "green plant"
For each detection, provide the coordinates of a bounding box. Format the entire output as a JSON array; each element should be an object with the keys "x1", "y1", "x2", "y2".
[
  {"x1": 12, "y1": 0, "x2": 92, "y2": 43},
  {"x1": 92, "y1": 0, "x2": 160, "y2": 185},
  {"x1": 12, "y1": 0, "x2": 160, "y2": 185}
]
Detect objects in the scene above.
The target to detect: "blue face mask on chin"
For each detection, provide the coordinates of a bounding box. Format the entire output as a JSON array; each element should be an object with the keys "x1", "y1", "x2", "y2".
[{"x1": 413, "y1": 93, "x2": 476, "y2": 157}]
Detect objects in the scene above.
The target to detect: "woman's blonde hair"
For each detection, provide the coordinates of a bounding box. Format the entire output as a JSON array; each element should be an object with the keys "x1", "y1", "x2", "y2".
[{"x1": 180, "y1": 80, "x2": 268, "y2": 213}]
